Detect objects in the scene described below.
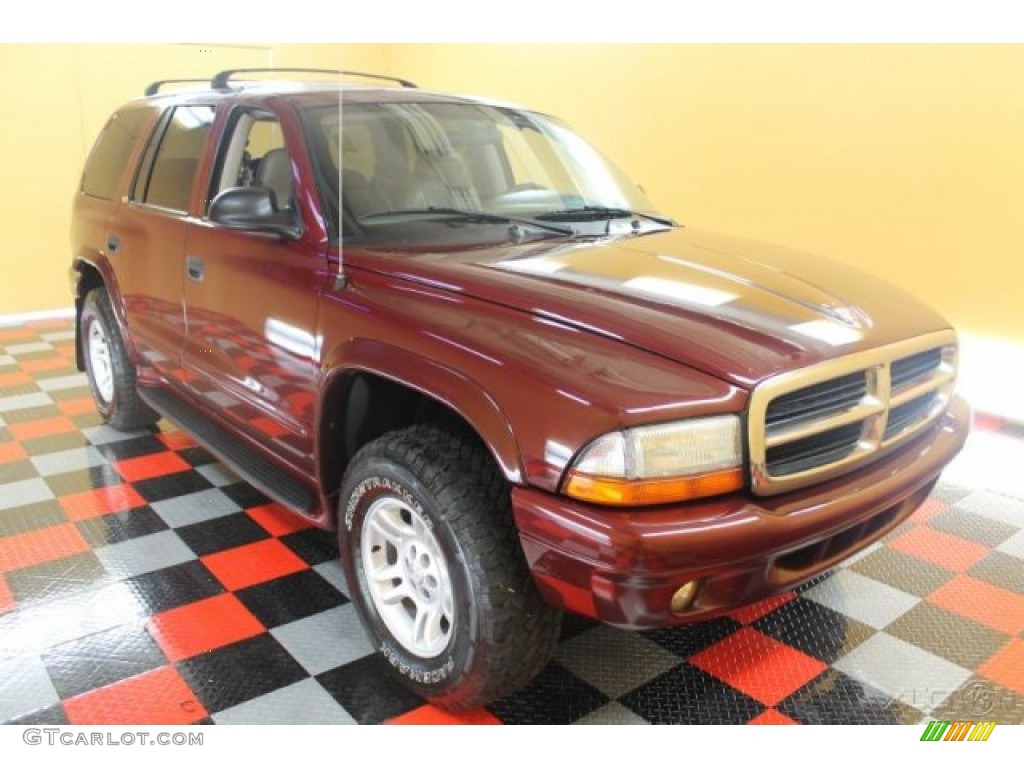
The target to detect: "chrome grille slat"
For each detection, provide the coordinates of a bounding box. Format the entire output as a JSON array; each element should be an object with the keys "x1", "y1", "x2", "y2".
[{"x1": 748, "y1": 331, "x2": 958, "y2": 497}]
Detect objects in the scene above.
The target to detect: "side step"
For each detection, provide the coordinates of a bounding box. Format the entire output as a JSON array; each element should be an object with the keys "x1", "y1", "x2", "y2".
[{"x1": 140, "y1": 386, "x2": 317, "y2": 515}]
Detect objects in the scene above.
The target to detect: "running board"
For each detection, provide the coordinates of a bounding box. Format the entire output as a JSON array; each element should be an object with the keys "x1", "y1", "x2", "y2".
[{"x1": 140, "y1": 386, "x2": 317, "y2": 515}]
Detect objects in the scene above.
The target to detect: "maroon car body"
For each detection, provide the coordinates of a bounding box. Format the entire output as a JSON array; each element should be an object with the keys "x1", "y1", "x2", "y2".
[{"x1": 69, "y1": 73, "x2": 970, "y2": 707}]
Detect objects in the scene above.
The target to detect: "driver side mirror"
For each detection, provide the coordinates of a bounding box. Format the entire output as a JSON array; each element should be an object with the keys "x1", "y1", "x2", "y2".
[{"x1": 209, "y1": 187, "x2": 301, "y2": 240}]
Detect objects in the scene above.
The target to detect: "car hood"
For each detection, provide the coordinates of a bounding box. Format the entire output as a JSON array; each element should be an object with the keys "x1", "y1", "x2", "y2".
[{"x1": 354, "y1": 227, "x2": 952, "y2": 389}]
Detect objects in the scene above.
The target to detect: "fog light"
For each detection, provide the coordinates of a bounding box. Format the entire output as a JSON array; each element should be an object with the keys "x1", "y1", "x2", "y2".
[{"x1": 669, "y1": 581, "x2": 700, "y2": 615}]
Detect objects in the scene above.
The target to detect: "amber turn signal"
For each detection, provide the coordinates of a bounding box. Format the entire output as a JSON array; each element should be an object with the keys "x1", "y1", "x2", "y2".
[{"x1": 563, "y1": 467, "x2": 744, "y2": 506}]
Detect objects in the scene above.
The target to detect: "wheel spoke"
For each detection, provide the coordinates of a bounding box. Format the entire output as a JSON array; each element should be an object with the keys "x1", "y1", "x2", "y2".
[
  {"x1": 367, "y1": 563, "x2": 403, "y2": 584},
  {"x1": 368, "y1": 512, "x2": 411, "y2": 547},
  {"x1": 412, "y1": 602, "x2": 441, "y2": 648},
  {"x1": 377, "y1": 580, "x2": 410, "y2": 605}
]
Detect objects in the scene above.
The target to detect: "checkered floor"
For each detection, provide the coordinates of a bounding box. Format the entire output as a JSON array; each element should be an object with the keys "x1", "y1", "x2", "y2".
[{"x1": 1, "y1": 318, "x2": 1023, "y2": 725}]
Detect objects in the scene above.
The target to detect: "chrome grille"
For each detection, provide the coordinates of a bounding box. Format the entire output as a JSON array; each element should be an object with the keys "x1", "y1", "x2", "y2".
[{"x1": 748, "y1": 331, "x2": 957, "y2": 496}]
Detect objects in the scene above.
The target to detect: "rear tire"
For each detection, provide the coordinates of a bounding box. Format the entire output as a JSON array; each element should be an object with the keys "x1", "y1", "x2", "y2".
[
  {"x1": 338, "y1": 424, "x2": 562, "y2": 710},
  {"x1": 80, "y1": 287, "x2": 160, "y2": 431}
]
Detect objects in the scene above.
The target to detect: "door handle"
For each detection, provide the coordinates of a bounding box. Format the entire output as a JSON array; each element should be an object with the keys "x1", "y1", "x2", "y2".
[
  {"x1": 106, "y1": 234, "x2": 120, "y2": 255},
  {"x1": 186, "y1": 256, "x2": 205, "y2": 282}
]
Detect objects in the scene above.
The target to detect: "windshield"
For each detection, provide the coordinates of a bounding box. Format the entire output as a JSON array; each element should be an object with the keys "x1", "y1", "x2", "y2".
[{"x1": 303, "y1": 101, "x2": 668, "y2": 244}]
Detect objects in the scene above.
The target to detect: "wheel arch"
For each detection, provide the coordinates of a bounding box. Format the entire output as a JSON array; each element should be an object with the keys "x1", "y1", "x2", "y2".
[
  {"x1": 70, "y1": 255, "x2": 132, "y2": 371},
  {"x1": 316, "y1": 340, "x2": 524, "y2": 518}
]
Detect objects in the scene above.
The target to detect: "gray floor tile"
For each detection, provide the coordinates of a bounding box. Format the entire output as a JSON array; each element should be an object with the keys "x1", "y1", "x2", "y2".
[
  {"x1": 213, "y1": 677, "x2": 356, "y2": 724},
  {"x1": 0, "y1": 653, "x2": 60, "y2": 722},
  {"x1": 313, "y1": 560, "x2": 350, "y2": 598},
  {"x1": 30, "y1": 446, "x2": 108, "y2": 477},
  {"x1": 93, "y1": 530, "x2": 196, "y2": 579},
  {"x1": 802, "y1": 569, "x2": 920, "y2": 629},
  {"x1": 151, "y1": 489, "x2": 241, "y2": 528},
  {"x1": 554, "y1": 625, "x2": 681, "y2": 698},
  {"x1": 37, "y1": 374, "x2": 88, "y2": 392},
  {"x1": 4, "y1": 342, "x2": 53, "y2": 356},
  {"x1": 834, "y1": 632, "x2": 972, "y2": 712},
  {"x1": 955, "y1": 490, "x2": 1024, "y2": 529},
  {"x1": 271, "y1": 604, "x2": 373, "y2": 676},
  {"x1": 38, "y1": 330, "x2": 76, "y2": 343},
  {"x1": 0, "y1": 392, "x2": 52, "y2": 414},
  {"x1": 996, "y1": 529, "x2": 1024, "y2": 560},
  {"x1": 574, "y1": 700, "x2": 650, "y2": 725},
  {"x1": 0, "y1": 354, "x2": 15, "y2": 367},
  {"x1": 0, "y1": 478, "x2": 54, "y2": 512},
  {"x1": 196, "y1": 463, "x2": 242, "y2": 488},
  {"x1": 81, "y1": 425, "x2": 153, "y2": 445}
]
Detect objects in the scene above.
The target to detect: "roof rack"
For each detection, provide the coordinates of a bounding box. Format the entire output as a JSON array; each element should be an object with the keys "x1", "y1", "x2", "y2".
[
  {"x1": 144, "y1": 79, "x2": 211, "y2": 97},
  {"x1": 211, "y1": 68, "x2": 417, "y2": 90}
]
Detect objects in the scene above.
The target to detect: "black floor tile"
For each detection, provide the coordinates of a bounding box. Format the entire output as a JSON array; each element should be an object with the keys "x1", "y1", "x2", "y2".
[
  {"x1": 22, "y1": 433, "x2": 89, "y2": 455},
  {"x1": 932, "y1": 676, "x2": 1024, "y2": 723},
  {"x1": 5, "y1": 704, "x2": 69, "y2": 726},
  {"x1": 7, "y1": 552, "x2": 109, "y2": 603},
  {"x1": 848, "y1": 546, "x2": 956, "y2": 598},
  {"x1": 316, "y1": 654, "x2": 425, "y2": 724},
  {"x1": 132, "y1": 471, "x2": 215, "y2": 503},
  {"x1": 122, "y1": 560, "x2": 225, "y2": 615},
  {"x1": 620, "y1": 662, "x2": 764, "y2": 724},
  {"x1": 754, "y1": 598, "x2": 875, "y2": 663},
  {"x1": 968, "y1": 551, "x2": 1024, "y2": 594},
  {"x1": 487, "y1": 660, "x2": 609, "y2": 724},
  {"x1": 176, "y1": 445, "x2": 218, "y2": 468},
  {"x1": 92, "y1": 434, "x2": 168, "y2": 462},
  {"x1": 75, "y1": 506, "x2": 169, "y2": 547},
  {"x1": 778, "y1": 668, "x2": 922, "y2": 724},
  {"x1": 0, "y1": 499, "x2": 69, "y2": 537},
  {"x1": 2, "y1": 404, "x2": 62, "y2": 424},
  {"x1": 279, "y1": 528, "x2": 338, "y2": 566},
  {"x1": 0, "y1": 459, "x2": 40, "y2": 484},
  {"x1": 45, "y1": 464, "x2": 126, "y2": 495},
  {"x1": 644, "y1": 616, "x2": 742, "y2": 659},
  {"x1": 884, "y1": 602, "x2": 1009, "y2": 669},
  {"x1": 175, "y1": 512, "x2": 271, "y2": 558},
  {"x1": 928, "y1": 507, "x2": 1019, "y2": 548},
  {"x1": 177, "y1": 633, "x2": 307, "y2": 714},
  {"x1": 42, "y1": 621, "x2": 167, "y2": 699},
  {"x1": 220, "y1": 481, "x2": 270, "y2": 510},
  {"x1": 236, "y1": 569, "x2": 348, "y2": 629}
]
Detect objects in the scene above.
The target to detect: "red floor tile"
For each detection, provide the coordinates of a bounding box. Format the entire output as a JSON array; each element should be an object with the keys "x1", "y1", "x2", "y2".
[
  {"x1": 201, "y1": 538, "x2": 308, "y2": 591},
  {"x1": 148, "y1": 593, "x2": 265, "y2": 662},
  {"x1": 691, "y1": 627, "x2": 827, "y2": 706},
  {"x1": 978, "y1": 638, "x2": 1024, "y2": 694},
  {"x1": 64, "y1": 665, "x2": 207, "y2": 725},
  {"x1": 0, "y1": 523, "x2": 90, "y2": 573},
  {"x1": 0, "y1": 441, "x2": 27, "y2": 463},
  {"x1": 972, "y1": 412, "x2": 1007, "y2": 432},
  {"x1": 907, "y1": 496, "x2": 948, "y2": 525},
  {"x1": 59, "y1": 484, "x2": 148, "y2": 521},
  {"x1": 928, "y1": 575, "x2": 1024, "y2": 636},
  {"x1": 8, "y1": 416, "x2": 77, "y2": 441},
  {"x1": 748, "y1": 708, "x2": 798, "y2": 725},
  {"x1": 729, "y1": 591, "x2": 797, "y2": 625},
  {"x1": 0, "y1": 371, "x2": 32, "y2": 387},
  {"x1": 247, "y1": 503, "x2": 314, "y2": 537},
  {"x1": 55, "y1": 343, "x2": 77, "y2": 358},
  {"x1": 113, "y1": 452, "x2": 192, "y2": 483},
  {"x1": 0, "y1": 328, "x2": 34, "y2": 341},
  {"x1": 0, "y1": 574, "x2": 13, "y2": 615},
  {"x1": 57, "y1": 397, "x2": 99, "y2": 416},
  {"x1": 888, "y1": 525, "x2": 990, "y2": 572},
  {"x1": 26, "y1": 318, "x2": 70, "y2": 330},
  {"x1": 156, "y1": 430, "x2": 197, "y2": 450},
  {"x1": 386, "y1": 704, "x2": 502, "y2": 725}
]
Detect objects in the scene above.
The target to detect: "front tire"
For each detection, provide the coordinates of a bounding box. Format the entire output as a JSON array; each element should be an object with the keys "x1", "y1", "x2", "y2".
[
  {"x1": 338, "y1": 425, "x2": 562, "y2": 710},
  {"x1": 80, "y1": 287, "x2": 159, "y2": 431}
]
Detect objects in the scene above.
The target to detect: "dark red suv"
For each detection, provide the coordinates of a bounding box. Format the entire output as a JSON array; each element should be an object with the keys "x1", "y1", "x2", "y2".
[{"x1": 70, "y1": 68, "x2": 970, "y2": 709}]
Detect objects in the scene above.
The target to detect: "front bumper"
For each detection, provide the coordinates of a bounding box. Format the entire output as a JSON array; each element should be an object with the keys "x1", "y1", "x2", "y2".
[{"x1": 512, "y1": 394, "x2": 971, "y2": 628}]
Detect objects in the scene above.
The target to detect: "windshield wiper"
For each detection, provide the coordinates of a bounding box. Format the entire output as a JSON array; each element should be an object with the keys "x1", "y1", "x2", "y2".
[
  {"x1": 534, "y1": 206, "x2": 676, "y2": 227},
  {"x1": 361, "y1": 207, "x2": 575, "y2": 236}
]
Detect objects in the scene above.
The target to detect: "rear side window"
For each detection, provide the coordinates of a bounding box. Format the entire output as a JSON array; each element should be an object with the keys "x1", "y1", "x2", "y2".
[
  {"x1": 135, "y1": 105, "x2": 216, "y2": 212},
  {"x1": 80, "y1": 107, "x2": 155, "y2": 200}
]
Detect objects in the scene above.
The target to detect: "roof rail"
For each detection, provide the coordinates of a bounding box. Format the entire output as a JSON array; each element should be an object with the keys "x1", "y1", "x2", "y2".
[
  {"x1": 211, "y1": 68, "x2": 417, "y2": 90},
  {"x1": 144, "y1": 79, "x2": 211, "y2": 97}
]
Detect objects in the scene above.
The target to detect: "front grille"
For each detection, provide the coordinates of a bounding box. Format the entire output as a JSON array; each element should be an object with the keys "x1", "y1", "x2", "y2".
[{"x1": 748, "y1": 331, "x2": 957, "y2": 496}]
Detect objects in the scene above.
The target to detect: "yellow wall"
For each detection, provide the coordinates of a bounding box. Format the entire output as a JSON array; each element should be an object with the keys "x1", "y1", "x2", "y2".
[
  {"x1": 2, "y1": 44, "x2": 1022, "y2": 344},
  {"x1": 0, "y1": 43, "x2": 368, "y2": 317},
  {"x1": 385, "y1": 44, "x2": 1024, "y2": 342}
]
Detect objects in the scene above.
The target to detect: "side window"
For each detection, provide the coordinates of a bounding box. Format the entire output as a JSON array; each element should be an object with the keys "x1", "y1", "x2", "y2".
[
  {"x1": 211, "y1": 110, "x2": 293, "y2": 213},
  {"x1": 80, "y1": 107, "x2": 156, "y2": 200},
  {"x1": 135, "y1": 105, "x2": 215, "y2": 212}
]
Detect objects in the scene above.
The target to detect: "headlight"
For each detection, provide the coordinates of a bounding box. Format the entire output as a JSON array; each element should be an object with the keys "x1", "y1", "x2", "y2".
[{"x1": 563, "y1": 415, "x2": 744, "y2": 506}]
